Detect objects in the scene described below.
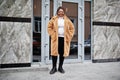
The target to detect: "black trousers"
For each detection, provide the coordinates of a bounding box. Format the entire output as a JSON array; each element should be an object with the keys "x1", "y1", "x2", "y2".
[
  {"x1": 52, "y1": 37, "x2": 64, "y2": 68},
  {"x1": 58, "y1": 37, "x2": 64, "y2": 57}
]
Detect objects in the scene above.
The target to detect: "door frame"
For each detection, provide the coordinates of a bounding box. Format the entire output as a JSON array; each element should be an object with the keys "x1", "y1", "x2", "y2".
[{"x1": 31, "y1": 0, "x2": 85, "y2": 64}]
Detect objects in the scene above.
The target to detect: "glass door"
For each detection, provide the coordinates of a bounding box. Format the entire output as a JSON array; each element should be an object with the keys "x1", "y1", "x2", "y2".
[
  {"x1": 60, "y1": 0, "x2": 84, "y2": 62},
  {"x1": 84, "y1": 1, "x2": 91, "y2": 60},
  {"x1": 32, "y1": 0, "x2": 42, "y2": 62}
]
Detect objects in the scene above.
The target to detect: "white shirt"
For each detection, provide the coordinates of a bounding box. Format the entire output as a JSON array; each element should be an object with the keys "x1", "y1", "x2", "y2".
[{"x1": 58, "y1": 17, "x2": 64, "y2": 37}]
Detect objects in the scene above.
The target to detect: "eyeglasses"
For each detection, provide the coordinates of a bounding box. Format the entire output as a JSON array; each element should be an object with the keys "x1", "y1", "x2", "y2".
[{"x1": 58, "y1": 9, "x2": 64, "y2": 14}]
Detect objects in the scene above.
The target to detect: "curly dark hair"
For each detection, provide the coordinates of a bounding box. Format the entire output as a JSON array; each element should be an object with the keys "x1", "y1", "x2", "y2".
[{"x1": 56, "y1": 6, "x2": 66, "y2": 15}]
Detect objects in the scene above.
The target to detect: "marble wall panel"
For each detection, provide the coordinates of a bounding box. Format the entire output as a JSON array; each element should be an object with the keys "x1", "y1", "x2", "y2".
[
  {"x1": 93, "y1": 25, "x2": 120, "y2": 59},
  {"x1": 0, "y1": 22, "x2": 31, "y2": 64},
  {"x1": 93, "y1": 0, "x2": 120, "y2": 59},
  {"x1": 0, "y1": 0, "x2": 32, "y2": 18},
  {"x1": 94, "y1": 0, "x2": 120, "y2": 22}
]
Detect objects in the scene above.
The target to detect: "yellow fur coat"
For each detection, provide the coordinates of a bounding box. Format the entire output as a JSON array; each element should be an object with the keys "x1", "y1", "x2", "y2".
[{"x1": 47, "y1": 15, "x2": 75, "y2": 57}]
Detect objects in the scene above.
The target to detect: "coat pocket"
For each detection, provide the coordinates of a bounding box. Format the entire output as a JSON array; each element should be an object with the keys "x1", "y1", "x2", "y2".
[
  {"x1": 65, "y1": 32, "x2": 72, "y2": 42},
  {"x1": 51, "y1": 31, "x2": 56, "y2": 41}
]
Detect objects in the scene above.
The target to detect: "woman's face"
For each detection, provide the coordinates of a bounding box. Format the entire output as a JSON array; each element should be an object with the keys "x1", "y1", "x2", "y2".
[{"x1": 57, "y1": 9, "x2": 64, "y2": 17}]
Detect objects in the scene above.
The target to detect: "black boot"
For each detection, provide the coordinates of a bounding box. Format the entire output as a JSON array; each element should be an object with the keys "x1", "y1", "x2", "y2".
[
  {"x1": 50, "y1": 56, "x2": 57, "y2": 74},
  {"x1": 58, "y1": 56, "x2": 65, "y2": 73}
]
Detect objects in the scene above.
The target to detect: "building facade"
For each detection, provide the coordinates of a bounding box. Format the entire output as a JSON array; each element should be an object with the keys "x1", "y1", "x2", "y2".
[
  {"x1": 93, "y1": 0, "x2": 120, "y2": 62},
  {"x1": 0, "y1": 0, "x2": 120, "y2": 68}
]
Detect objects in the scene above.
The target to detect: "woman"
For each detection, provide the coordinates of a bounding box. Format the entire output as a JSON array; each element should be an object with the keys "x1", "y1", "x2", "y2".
[{"x1": 48, "y1": 6, "x2": 75, "y2": 74}]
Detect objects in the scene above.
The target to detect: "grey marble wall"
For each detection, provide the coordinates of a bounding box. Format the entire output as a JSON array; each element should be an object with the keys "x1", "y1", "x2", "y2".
[
  {"x1": 0, "y1": 22, "x2": 31, "y2": 64},
  {"x1": 93, "y1": 0, "x2": 120, "y2": 59},
  {"x1": 0, "y1": 0, "x2": 31, "y2": 17},
  {"x1": 0, "y1": 0, "x2": 32, "y2": 64},
  {"x1": 94, "y1": 0, "x2": 120, "y2": 22}
]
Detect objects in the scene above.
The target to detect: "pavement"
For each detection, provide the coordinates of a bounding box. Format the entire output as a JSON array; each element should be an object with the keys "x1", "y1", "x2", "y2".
[{"x1": 0, "y1": 62, "x2": 120, "y2": 80}]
